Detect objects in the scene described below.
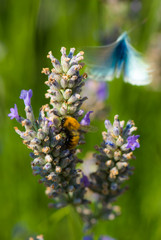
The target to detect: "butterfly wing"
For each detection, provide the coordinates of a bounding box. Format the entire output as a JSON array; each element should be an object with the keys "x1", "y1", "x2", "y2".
[
  {"x1": 85, "y1": 33, "x2": 129, "y2": 81},
  {"x1": 85, "y1": 41, "x2": 120, "y2": 81},
  {"x1": 85, "y1": 32, "x2": 151, "y2": 85},
  {"x1": 124, "y1": 41, "x2": 151, "y2": 85}
]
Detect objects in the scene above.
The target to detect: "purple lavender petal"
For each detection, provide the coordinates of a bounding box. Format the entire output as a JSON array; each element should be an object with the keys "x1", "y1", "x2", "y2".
[
  {"x1": 80, "y1": 111, "x2": 93, "y2": 126},
  {"x1": 80, "y1": 174, "x2": 90, "y2": 187},
  {"x1": 20, "y1": 89, "x2": 33, "y2": 106},
  {"x1": 126, "y1": 135, "x2": 140, "y2": 151},
  {"x1": 8, "y1": 104, "x2": 20, "y2": 122},
  {"x1": 44, "y1": 117, "x2": 53, "y2": 126},
  {"x1": 97, "y1": 82, "x2": 108, "y2": 101}
]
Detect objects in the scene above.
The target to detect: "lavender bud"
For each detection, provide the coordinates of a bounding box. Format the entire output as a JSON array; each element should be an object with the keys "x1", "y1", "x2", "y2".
[
  {"x1": 67, "y1": 65, "x2": 80, "y2": 76},
  {"x1": 59, "y1": 103, "x2": 68, "y2": 115},
  {"x1": 60, "y1": 76, "x2": 68, "y2": 89},
  {"x1": 48, "y1": 51, "x2": 62, "y2": 73},
  {"x1": 68, "y1": 93, "x2": 81, "y2": 104},
  {"x1": 63, "y1": 89, "x2": 72, "y2": 100},
  {"x1": 45, "y1": 154, "x2": 53, "y2": 163}
]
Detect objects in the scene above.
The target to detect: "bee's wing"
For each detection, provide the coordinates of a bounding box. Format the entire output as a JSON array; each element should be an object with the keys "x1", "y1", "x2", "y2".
[
  {"x1": 80, "y1": 125, "x2": 98, "y2": 133},
  {"x1": 123, "y1": 42, "x2": 151, "y2": 85}
]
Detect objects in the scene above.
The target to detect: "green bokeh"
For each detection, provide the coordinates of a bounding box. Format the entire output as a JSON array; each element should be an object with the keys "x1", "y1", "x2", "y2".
[{"x1": 1, "y1": 0, "x2": 161, "y2": 239}]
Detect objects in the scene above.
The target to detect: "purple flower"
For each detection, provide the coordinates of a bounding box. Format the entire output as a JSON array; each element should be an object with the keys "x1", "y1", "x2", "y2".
[
  {"x1": 44, "y1": 117, "x2": 53, "y2": 126},
  {"x1": 80, "y1": 111, "x2": 93, "y2": 126},
  {"x1": 44, "y1": 118, "x2": 55, "y2": 132},
  {"x1": 83, "y1": 236, "x2": 93, "y2": 240},
  {"x1": 126, "y1": 135, "x2": 140, "y2": 151},
  {"x1": 8, "y1": 104, "x2": 20, "y2": 122},
  {"x1": 80, "y1": 174, "x2": 90, "y2": 187},
  {"x1": 20, "y1": 89, "x2": 33, "y2": 106},
  {"x1": 97, "y1": 82, "x2": 108, "y2": 101}
]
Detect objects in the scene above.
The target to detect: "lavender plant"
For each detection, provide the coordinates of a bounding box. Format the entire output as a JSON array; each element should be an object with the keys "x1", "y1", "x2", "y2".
[
  {"x1": 8, "y1": 47, "x2": 140, "y2": 239},
  {"x1": 9, "y1": 47, "x2": 89, "y2": 209},
  {"x1": 78, "y1": 115, "x2": 139, "y2": 230}
]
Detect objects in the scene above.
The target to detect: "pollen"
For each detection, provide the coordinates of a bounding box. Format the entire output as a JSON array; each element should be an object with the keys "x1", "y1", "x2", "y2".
[
  {"x1": 41, "y1": 68, "x2": 50, "y2": 75},
  {"x1": 42, "y1": 146, "x2": 50, "y2": 154},
  {"x1": 55, "y1": 166, "x2": 62, "y2": 173}
]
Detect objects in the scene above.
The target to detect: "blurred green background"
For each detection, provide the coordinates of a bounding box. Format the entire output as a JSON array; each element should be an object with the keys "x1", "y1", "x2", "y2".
[{"x1": 1, "y1": 0, "x2": 161, "y2": 239}]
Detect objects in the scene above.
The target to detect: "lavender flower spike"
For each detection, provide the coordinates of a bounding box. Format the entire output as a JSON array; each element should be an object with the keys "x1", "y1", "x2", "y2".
[
  {"x1": 9, "y1": 47, "x2": 89, "y2": 210},
  {"x1": 79, "y1": 115, "x2": 139, "y2": 229},
  {"x1": 20, "y1": 89, "x2": 33, "y2": 106},
  {"x1": 8, "y1": 104, "x2": 21, "y2": 122},
  {"x1": 80, "y1": 111, "x2": 93, "y2": 126},
  {"x1": 126, "y1": 135, "x2": 140, "y2": 151}
]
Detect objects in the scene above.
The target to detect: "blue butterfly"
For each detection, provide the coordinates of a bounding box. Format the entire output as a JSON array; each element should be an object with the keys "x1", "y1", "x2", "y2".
[{"x1": 85, "y1": 32, "x2": 151, "y2": 86}]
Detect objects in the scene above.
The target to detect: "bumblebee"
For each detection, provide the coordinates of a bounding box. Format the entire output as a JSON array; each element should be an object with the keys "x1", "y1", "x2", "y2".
[{"x1": 61, "y1": 116, "x2": 97, "y2": 149}]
